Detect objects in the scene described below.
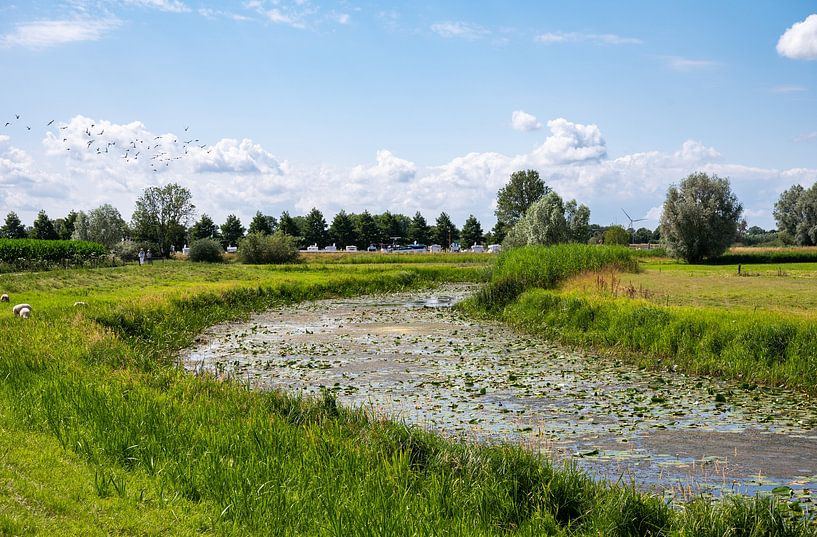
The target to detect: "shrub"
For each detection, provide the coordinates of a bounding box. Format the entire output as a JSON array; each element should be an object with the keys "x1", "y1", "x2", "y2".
[
  {"x1": 239, "y1": 231, "x2": 299, "y2": 264},
  {"x1": 111, "y1": 240, "x2": 159, "y2": 262},
  {"x1": 188, "y1": 239, "x2": 224, "y2": 263}
]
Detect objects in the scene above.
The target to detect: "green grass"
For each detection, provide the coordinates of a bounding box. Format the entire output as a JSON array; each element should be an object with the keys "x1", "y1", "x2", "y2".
[
  {"x1": 467, "y1": 244, "x2": 817, "y2": 395},
  {"x1": 1, "y1": 257, "x2": 815, "y2": 535}
]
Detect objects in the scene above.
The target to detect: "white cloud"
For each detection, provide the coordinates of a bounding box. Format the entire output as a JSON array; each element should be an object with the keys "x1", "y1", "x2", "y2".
[
  {"x1": 124, "y1": 0, "x2": 190, "y2": 13},
  {"x1": 535, "y1": 31, "x2": 642, "y2": 45},
  {"x1": 2, "y1": 115, "x2": 813, "y2": 231},
  {"x1": 795, "y1": 132, "x2": 817, "y2": 142},
  {"x1": 511, "y1": 110, "x2": 542, "y2": 132},
  {"x1": 431, "y1": 21, "x2": 489, "y2": 40},
  {"x1": 198, "y1": 8, "x2": 252, "y2": 21},
  {"x1": 770, "y1": 84, "x2": 807, "y2": 93},
  {"x1": 350, "y1": 150, "x2": 416, "y2": 184},
  {"x1": 661, "y1": 56, "x2": 719, "y2": 71},
  {"x1": 190, "y1": 138, "x2": 283, "y2": 174},
  {"x1": 0, "y1": 18, "x2": 120, "y2": 48},
  {"x1": 336, "y1": 13, "x2": 350, "y2": 25},
  {"x1": 777, "y1": 14, "x2": 817, "y2": 60},
  {"x1": 532, "y1": 118, "x2": 607, "y2": 165}
]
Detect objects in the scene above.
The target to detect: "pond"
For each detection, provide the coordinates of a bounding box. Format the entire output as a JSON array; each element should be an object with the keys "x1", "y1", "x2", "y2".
[{"x1": 182, "y1": 284, "x2": 817, "y2": 501}]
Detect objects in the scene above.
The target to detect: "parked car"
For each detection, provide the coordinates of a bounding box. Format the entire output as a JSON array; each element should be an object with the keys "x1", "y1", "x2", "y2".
[
  {"x1": 470, "y1": 244, "x2": 485, "y2": 253},
  {"x1": 345, "y1": 245, "x2": 358, "y2": 252},
  {"x1": 367, "y1": 244, "x2": 377, "y2": 252}
]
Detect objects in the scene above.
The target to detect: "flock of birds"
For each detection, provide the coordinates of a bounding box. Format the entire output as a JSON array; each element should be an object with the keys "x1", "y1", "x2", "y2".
[{"x1": 2, "y1": 114, "x2": 212, "y2": 172}]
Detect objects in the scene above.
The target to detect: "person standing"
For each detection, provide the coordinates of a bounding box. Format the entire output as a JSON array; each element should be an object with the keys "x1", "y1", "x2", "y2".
[
  {"x1": 138, "y1": 248, "x2": 145, "y2": 266},
  {"x1": 146, "y1": 249, "x2": 153, "y2": 264}
]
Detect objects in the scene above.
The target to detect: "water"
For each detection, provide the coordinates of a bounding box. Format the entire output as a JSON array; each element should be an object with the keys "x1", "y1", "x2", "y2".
[{"x1": 182, "y1": 284, "x2": 817, "y2": 501}]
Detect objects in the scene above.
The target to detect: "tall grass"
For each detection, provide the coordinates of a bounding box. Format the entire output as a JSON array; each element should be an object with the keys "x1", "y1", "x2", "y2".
[
  {"x1": 465, "y1": 244, "x2": 638, "y2": 313},
  {"x1": 1, "y1": 259, "x2": 815, "y2": 535},
  {"x1": 503, "y1": 289, "x2": 817, "y2": 395}
]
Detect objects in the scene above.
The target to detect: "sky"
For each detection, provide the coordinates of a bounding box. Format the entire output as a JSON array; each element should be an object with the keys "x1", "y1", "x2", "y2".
[{"x1": 0, "y1": 1, "x2": 816, "y2": 232}]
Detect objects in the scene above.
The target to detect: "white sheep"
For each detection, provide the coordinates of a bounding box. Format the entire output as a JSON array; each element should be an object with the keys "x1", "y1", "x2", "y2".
[
  {"x1": 0, "y1": 294, "x2": 8, "y2": 302},
  {"x1": 12, "y1": 303, "x2": 31, "y2": 317},
  {"x1": 19, "y1": 307, "x2": 31, "y2": 319}
]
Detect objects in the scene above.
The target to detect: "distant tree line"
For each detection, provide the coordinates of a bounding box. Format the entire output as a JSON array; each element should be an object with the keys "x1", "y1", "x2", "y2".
[{"x1": 2, "y1": 169, "x2": 809, "y2": 263}]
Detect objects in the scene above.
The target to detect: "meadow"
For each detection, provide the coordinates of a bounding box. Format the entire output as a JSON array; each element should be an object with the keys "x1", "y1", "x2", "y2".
[{"x1": 1, "y1": 254, "x2": 815, "y2": 535}]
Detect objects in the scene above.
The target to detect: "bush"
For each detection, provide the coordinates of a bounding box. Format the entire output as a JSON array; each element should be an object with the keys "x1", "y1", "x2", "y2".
[
  {"x1": 239, "y1": 231, "x2": 299, "y2": 264},
  {"x1": 111, "y1": 240, "x2": 159, "y2": 262},
  {"x1": 188, "y1": 239, "x2": 224, "y2": 263}
]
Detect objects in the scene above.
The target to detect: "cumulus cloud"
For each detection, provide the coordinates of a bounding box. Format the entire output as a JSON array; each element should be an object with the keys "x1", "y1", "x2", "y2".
[
  {"x1": 431, "y1": 21, "x2": 489, "y2": 40},
  {"x1": 535, "y1": 32, "x2": 642, "y2": 45},
  {"x1": 777, "y1": 14, "x2": 817, "y2": 60},
  {"x1": 2, "y1": 115, "x2": 813, "y2": 231},
  {"x1": 511, "y1": 110, "x2": 542, "y2": 132},
  {"x1": 0, "y1": 18, "x2": 120, "y2": 48},
  {"x1": 190, "y1": 138, "x2": 283, "y2": 174},
  {"x1": 532, "y1": 118, "x2": 607, "y2": 165},
  {"x1": 350, "y1": 150, "x2": 416, "y2": 184}
]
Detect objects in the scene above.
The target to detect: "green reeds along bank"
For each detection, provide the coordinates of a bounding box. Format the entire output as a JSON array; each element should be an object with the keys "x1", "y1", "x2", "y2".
[
  {"x1": 464, "y1": 244, "x2": 639, "y2": 313},
  {"x1": 503, "y1": 289, "x2": 817, "y2": 395}
]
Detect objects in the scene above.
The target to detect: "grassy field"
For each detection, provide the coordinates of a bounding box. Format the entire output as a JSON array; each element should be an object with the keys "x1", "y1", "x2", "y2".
[
  {"x1": 464, "y1": 245, "x2": 817, "y2": 397},
  {"x1": 563, "y1": 260, "x2": 817, "y2": 317},
  {"x1": 1, "y1": 255, "x2": 815, "y2": 535}
]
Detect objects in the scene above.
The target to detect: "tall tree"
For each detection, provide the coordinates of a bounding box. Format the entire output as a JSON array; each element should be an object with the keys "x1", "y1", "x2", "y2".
[
  {"x1": 54, "y1": 210, "x2": 78, "y2": 240},
  {"x1": 460, "y1": 215, "x2": 484, "y2": 248},
  {"x1": 328, "y1": 210, "x2": 357, "y2": 248},
  {"x1": 660, "y1": 172, "x2": 743, "y2": 262},
  {"x1": 407, "y1": 212, "x2": 431, "y2": 245},
  {"x1": 248, "y1": 211, "x2": 275, "y2": 235},
  {"x1": 189, "y1": 213, "x2": 220, "y2": 241},
  {"x1": 431, "y1": 212, "x2": 459, "y2": 248},
  {"x1": 131, "y1": 183, "x2": 195, "y2": 255},
  {"x1": 220, "y1": 214, "x2": 246, "y2": 247},
  {"x1": 32, "y1": 210, "x2": 58, "y2": 240},
  {"x1": 773, "y1": 184, "x2": 817, "y2": 245},
  {"x1": 495, "y1": 170, "x2": 549, "y2": 228},
  {"x1": 72, "y1": 204, "x2": 128, "y2": 247},
  {"x1": 354, "y1": 211, "x2": 380, "y2": 249},
  {"x1": 1, "y1": 212, "x2": 27, "y2": 239},
  {"x1": 565, "y1": 200, "x2": 591, "y2": 243},
  {"x1": 302, "y1": 207, "x2": 328, "y2": 248},
  {"x1": 278, "y1": 211, "x2": 300, "y2": 237},
  {"x1": 375, "y1": 211, "x2": 397, "y2": 244}
]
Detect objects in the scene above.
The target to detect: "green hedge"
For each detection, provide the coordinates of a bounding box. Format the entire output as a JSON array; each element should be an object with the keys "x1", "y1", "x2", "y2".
[{"x1": 710, "y1": 249, "x2": 817, "y2": 265}]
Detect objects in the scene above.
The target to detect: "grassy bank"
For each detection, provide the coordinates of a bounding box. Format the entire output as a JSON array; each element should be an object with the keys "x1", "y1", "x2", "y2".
[
  {"x1": 1, "y1": 259, "x2": 814, "y2": 535},
  {"x1": 465, "y1": 244, "x2": 817, "y2": 395}
]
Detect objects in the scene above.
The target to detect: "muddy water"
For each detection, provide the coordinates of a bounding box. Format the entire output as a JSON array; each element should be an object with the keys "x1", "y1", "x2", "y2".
[{"x1": 183, "y1": 284, "x2": 817, "y2": 499}]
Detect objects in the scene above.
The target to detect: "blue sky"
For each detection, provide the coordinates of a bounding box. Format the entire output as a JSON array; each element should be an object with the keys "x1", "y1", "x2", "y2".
[{"x1": 1, "y1": 1, "x2": 816, "y2": 231}]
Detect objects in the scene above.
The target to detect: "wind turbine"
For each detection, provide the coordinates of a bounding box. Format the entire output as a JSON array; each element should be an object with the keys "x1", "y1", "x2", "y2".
[{"x1": 622, "y1": 209, "x2": 647, "y2": 244}]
